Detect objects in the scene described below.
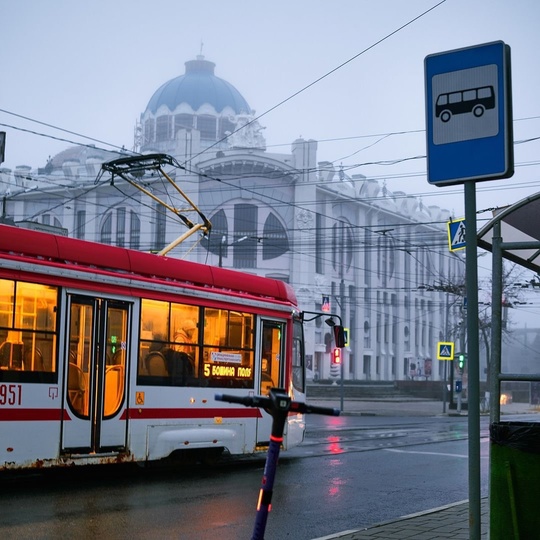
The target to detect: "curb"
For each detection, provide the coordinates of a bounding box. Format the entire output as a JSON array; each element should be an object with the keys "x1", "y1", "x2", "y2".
[{"x1": 310, "y1": 499, "x2": 471, "y2": 540}]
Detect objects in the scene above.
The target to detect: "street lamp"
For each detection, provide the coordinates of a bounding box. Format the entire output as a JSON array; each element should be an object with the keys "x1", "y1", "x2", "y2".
[{"x1": 218, "y1": 235, "x2": 248, "y2": 267}]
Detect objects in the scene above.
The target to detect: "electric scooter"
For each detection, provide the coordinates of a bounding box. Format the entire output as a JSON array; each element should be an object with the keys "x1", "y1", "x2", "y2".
[{"x1": 215, "y1": 388, "x2": 340, "y2": 540}]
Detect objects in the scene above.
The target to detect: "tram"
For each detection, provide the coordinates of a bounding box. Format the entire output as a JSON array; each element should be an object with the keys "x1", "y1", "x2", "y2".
[{"x1": 0, "y1": 224, "x2": 306, "y2": 470}]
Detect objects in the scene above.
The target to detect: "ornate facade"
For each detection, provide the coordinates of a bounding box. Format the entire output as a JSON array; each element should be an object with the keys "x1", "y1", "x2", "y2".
[{"x1": 0, "y1": 55, "x2": 464, "y2": 382}]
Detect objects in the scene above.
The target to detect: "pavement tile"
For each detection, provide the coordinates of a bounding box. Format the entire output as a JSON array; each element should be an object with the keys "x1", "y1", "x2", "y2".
[{"x1": 312, "y1": 498, "x2": 489, "y2": 539}]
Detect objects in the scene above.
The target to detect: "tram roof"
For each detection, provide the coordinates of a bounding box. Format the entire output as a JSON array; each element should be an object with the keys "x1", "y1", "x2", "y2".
[{"x1": 0, "y1": 224, "x2": 297, "y2": 306}]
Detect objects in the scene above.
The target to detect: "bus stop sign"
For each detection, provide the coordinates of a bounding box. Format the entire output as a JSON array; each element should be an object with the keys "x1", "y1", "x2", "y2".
[{"x1": 425, "y1": 41, "x2": 513, "y2": 186}]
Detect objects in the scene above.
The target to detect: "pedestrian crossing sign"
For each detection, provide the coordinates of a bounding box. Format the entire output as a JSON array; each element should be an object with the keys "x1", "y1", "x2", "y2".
[
  {"x1": 437, "y1": 341, "x2": 454, "y2": 360},
  {"x1": 447, "y1": 218, "x2": 466, "y2": 251}
]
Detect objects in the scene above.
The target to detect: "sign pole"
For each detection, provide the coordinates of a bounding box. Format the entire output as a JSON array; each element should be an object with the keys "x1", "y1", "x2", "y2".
[
  {"x1": 465, "y1": 180, "x2": 481, "y2": 540},
  {"x1": 442, "y1": 360, "x2": 447, "y2": 414}
]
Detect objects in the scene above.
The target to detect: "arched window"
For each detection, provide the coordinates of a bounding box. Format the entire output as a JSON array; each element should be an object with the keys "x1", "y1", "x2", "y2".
[
  {"x1": 202, "y1": 204, "x2": 290, "y2": 269},
  {"x1": 100, "y1": 207, "x2": 140, "y2": 248},
  {"x1": 263, "y1": 213, "x2": 289, "y2": 260},
  {"x1": 101, "y1": 213, "x2": 112, "y2": 245},
  {"x1": 41, "y1": 214, "x2": 62, "y2": 229},
  {"x1": 234, "y1": 203, "x2": 258, "y2": 269},
  {"x1": 204, "y1": 209, "x2": 229, "y2": 257}
]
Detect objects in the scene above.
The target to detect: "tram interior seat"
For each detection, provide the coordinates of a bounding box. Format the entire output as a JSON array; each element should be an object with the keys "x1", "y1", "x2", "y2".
[
  {"x1": 24, "y1": 347, "x2": 44, "y2": 371},
  {"x1": 0, "y1": 341, "x2": 24, "y2": 370},
  {"x1": 165, "y1": 349, "x2": 194, "y2": 384},
  {"x1": 68, "y1": 362, "x2": 86, "y2": 414},
  {"x1": 146, "y1": 351, "x2": 168, "y2": 376}
]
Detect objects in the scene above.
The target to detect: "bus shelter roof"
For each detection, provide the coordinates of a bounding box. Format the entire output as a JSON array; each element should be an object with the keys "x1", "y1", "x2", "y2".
[{"x1": 477, "y1": 191, "x2": 540, "y2": 274}]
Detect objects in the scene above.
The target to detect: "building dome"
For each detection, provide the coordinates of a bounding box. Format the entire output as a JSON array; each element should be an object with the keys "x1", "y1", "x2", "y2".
[{"x1": 144, "y1": 55, "x2": 251, "y2": 115}]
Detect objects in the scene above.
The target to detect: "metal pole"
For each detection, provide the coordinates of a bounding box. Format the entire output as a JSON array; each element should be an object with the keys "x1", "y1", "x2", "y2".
[
  {"x1": 340, "y1": 279, "x2": 345, "y2": 412},
  {"x1": 464, "y1": 181, "x2": 481, "y2": 539},
  {"x1": 490, "y1": 220, "x2": 503, "y2": 423},
  {"x1": 443, "y1": 359, "x2": 447, "y2": 414}
]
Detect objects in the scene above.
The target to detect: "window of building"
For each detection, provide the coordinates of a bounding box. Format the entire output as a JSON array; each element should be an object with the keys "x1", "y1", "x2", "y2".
[
  {"x1": 332, "y1": 222, "x2": 353, "y2": 274},
  {"x1": 100, "y1": 207, "x2": 141, "y2": 249},
  {"x1": 156, "y1": 115, "x2": 170, "y2": 141},
  {"x1": 0, "y1": 278, "x2": 58, "y2": 383},
  {"x1": 315, "y1": 213, "x2": 323, "y2": 274},
  {"x1": 364, "y1": 228, "x2": 372, "y2": 287},
  {"x1": 174, "y1": 114, "x2": 194, "y2": 134},
  {"x1": 204, "y1": 209, "x2": 229, "y2": 259},
  {"x1": 101, "y1": 213, "x2": 112, "y2": 244},
  {"x1": 144, "y1": 118, "x2": 155, "y2": 144},
  {"x1": 263, "y1": 213, "x2": 289, "y2": 260},
  {"x1": 363, "y1": 355, "x2": 371, "y2": 377},
  {"x1": 377, "y1": 233, "x2": 395, "y2": 286},
  {"x1": 130, "y1": 211, "x2": 140, "y2": 250},
  {"x1": 116, "y1": 207, "x2": 126, "y2": 247},
  {"x1": 75, "y1": 210, "x2": 86, "y2": 239},
  {"x1": 197, "y1": 115, "x2": 217, "y2": 140},
  {"x1": 234, "y1": 203, "x2": 258, "y2": 269},
  {"x1": 154, "y1": 202, "x2": 166, "y2": 252},
  {"x1": 203, "y1": 204, "x2": 289, "y2": 270},
  {"x1": 41, "y1": 214, "x2": 62, "y2": 228},
  {"x1": 219, "y1": 117, "x2": 236, "y2": 138}
]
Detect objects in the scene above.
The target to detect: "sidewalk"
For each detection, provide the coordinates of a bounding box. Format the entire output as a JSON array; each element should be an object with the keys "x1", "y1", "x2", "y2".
[
  {"x1": 308, "y1": 396, "x2": 540, "y2": 417},
  {"x1": 312, "y1": 497, "x2": 488, "y2": 539}
]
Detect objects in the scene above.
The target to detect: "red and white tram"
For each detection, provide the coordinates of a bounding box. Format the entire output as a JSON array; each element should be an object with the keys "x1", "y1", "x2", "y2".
[{"x1": 0, "y1": 224, "x2": 306, "y2": 470}]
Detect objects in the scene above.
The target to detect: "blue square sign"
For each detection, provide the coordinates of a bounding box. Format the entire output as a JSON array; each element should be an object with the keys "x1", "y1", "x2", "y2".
[{"x1": 425, "y1": 41, "x2": 513, "y2": 186}]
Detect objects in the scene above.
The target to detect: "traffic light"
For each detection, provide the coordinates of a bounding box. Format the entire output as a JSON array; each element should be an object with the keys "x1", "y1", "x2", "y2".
[
  {"x1": 333, "y1": 325, "x2": 346, "y2": 348},
  {"x1": 331, "y1": 348, "x2": 342, "y2": 365},
  {"x1": 458, "y1": 353, "x2": 466, "y2": 373}
]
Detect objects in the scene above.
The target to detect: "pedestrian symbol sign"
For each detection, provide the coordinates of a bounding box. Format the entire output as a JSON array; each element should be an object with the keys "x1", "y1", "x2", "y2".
[
  {"x1": 437, "y1": 341, "x2": 454, "y2": 360},
  {"x1": 448, "y1": 219, "x2": 466, "y2": 251}
]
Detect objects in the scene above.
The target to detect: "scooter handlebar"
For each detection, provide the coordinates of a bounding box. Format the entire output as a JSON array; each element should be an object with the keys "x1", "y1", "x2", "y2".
[
  {"x1": 291, "y1": 402, "x2": 340, "y2": 416},
  {"x1": 215, "y1": 393, "x2": 340, "y2": 416}
]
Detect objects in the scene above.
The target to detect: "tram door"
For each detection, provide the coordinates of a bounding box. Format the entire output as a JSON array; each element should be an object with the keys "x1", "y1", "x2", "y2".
[
  {"x1": 257, "y1": 319, "x2": 285, "y2": 444},
  {"x1": 62, "y1": 295, "x2": 130, "y2": 453}
]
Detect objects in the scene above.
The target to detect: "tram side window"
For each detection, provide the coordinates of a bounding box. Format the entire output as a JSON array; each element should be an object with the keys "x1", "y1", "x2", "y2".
[
  {"x1": 138, "y1": 298, "x2": 200, "y2": 386},
  {"x1": 202, "y1": 309, "x2": 254, "y2": 389},
  {"x1": 138, "y1": 300, "x2": 255, "y2": 389},
  {"x1": 0, "y1": 278, "x2": 58, "y2": 382}
]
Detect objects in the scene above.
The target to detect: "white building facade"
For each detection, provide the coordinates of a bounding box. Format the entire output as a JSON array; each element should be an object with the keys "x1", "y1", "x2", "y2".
[{"x1": 0, "y1": 55, "x2": 464, "y2": 382}]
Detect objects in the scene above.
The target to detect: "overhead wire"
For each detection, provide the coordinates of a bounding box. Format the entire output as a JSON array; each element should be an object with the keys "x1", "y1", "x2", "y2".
[{"x1": 3, "y1": 0, "x2": 540, "y2": 264}]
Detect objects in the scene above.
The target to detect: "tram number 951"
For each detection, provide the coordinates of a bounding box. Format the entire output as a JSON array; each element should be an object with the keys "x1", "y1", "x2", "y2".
[{"x1": 0, "y1": 384, "x2": 22, "y2": 406}]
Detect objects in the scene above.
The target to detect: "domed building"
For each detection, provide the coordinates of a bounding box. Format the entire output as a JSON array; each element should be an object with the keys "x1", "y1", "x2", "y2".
[
  {"x1": 136, "y1": 55, "x2": 265, "y2": 156},
  {"x1": 0, "y1": 55, "x2": 464, "y2": 384}
]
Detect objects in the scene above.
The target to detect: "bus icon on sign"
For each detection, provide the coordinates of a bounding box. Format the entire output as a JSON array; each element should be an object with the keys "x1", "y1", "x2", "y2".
[
  {"x1": 431, "y1": 64, "x2": 499, "y2": 146},
  {"x1": 436, "y1": 85, "x2": 495, "y2": 123}
]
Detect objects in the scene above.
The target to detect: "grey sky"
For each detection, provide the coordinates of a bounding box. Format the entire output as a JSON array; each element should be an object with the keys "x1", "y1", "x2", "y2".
[{"x1": 1, "y1": 0, "x2": 539, "y2": 220}]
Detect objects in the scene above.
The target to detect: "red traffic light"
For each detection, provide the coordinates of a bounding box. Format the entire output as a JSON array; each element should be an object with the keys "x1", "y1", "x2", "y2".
[{"x1": 332, "y1": 348, "x2": 342, "y2": 365}]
